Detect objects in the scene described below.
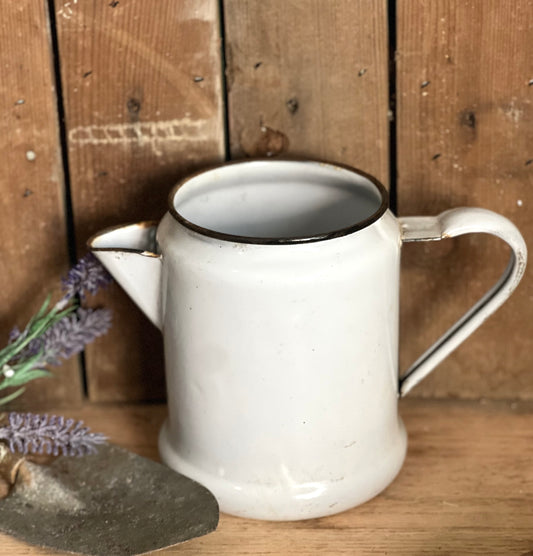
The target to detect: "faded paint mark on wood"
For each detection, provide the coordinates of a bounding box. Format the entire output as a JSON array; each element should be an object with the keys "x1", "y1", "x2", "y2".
[
  {"x1": 68, "y1": 118, "x2": 211, "y2": 156},
  {"x1": 57, "y1": 0, "x2": 78, "y2": 20}
]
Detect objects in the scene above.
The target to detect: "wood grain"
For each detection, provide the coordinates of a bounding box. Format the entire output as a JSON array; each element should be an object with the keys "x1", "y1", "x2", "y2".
[
  {"x1": 224, "y1": 0, "x2": 390, "y2": 185},
  {"x1": 54, "y1": 0, "x2": 225, "y2": 401},
  {"x1": 397, "y1": 0, "x2": 533, "y2": 398},
  {"x1": 0, "y1": 0, "x2": 82, "y2": 408},
  {"x1": 1, "y1": 399, "x2": 533, "y2": 554}
]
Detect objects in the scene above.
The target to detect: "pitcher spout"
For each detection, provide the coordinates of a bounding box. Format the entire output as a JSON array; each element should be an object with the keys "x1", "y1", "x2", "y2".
[{"x1": 88, "y1": 221, "x2": 163, "y2": 329}]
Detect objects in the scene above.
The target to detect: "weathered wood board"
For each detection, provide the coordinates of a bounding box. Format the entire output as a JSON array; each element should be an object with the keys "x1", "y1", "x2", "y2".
[
  {"x1": 396, "y1": 0, "x2": 533, "y2": 398},
  {"x1": 224, "y1": 0, "x2": 390, "y2": 185},
  {"x1": 0, "y1": 0, "x2": 82, "y2": 408},
  {"x1": 54, "y1": 0, "x2": 225, "y2": 401}
]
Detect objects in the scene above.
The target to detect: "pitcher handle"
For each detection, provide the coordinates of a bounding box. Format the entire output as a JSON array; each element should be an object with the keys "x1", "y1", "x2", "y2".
[{"x1": 398, "y1": 208, "x2": 527, "y2": 397}]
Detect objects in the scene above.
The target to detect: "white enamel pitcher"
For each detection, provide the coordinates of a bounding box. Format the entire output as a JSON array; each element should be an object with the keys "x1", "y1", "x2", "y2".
[{"x1": 89, "y1": 159, "x2": 526, "y2": 521}]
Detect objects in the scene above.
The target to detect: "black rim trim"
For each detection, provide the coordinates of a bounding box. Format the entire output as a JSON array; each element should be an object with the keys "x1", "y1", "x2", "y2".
[{"x1": 168, "y1": 158, "x2": 389, "y2": 245}]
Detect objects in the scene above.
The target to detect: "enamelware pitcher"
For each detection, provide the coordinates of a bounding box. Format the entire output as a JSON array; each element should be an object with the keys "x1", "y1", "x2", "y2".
[{"x1": 89, "y1": 159, "x2": 526, "y2": 520}]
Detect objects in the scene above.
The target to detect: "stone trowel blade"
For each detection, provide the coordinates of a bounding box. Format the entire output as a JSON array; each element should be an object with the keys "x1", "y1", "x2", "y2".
[{"x1": 0, "y1": 443, "x2": 219, "y2": 555}]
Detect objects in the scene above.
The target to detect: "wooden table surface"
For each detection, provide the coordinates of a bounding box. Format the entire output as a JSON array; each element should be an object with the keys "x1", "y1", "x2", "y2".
[{"x1": 1, "y1": 399, "x2": 532, "y2": 555}]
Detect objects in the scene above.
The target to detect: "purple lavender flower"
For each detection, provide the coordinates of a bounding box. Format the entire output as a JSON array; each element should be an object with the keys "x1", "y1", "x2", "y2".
[
  {"x1": 0, "y1": 412, "x2": 107, "y2": 456},
  {"x1": 22, "y1": 308, "x2": 112, "y2": 366},
  {"x1": 60, "y1": 253, "x2": 113, "y2": 303},
  {"x1": 8, "y1": 327, "x2": 20, "y2": 344}
]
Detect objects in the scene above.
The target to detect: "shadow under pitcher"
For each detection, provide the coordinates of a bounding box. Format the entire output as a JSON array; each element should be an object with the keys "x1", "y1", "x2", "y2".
[{"x1": 89, "y1": 159, "x2": 527, "y2": 521}]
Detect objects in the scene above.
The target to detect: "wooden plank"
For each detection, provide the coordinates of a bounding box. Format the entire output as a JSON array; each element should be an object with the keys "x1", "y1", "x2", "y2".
[
  {"x1": 397, "y1": 0, "x2": 533, "y2": 398},
  {"x1": 54, "y1": 0, "x2": 225, "y2": 401},
  {"x1": 0, "y1": 0, "x2": 82, "y2": 408},
  {"x1": 1, "y1": 399, "x2": 533, "y2": 554},
  {"x1": 224, "y1": 0, "x2": 390, "y2": 185}
]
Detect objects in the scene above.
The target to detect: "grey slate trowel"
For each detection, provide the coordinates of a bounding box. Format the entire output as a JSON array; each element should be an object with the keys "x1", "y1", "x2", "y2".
[{"x1": 0, "y1": 443, "x2": 219, "y2": 555}]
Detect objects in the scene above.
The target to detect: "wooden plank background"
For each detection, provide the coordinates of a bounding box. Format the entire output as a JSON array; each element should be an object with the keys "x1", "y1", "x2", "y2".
[
  {"x1": 397, "y1": 0, "x2": 533, "y2": 398},
  {"x1": 0, "y1": 0, "x2": 82, "y2": 407},
  {"x1": 54, "y1": 0, "x2": 225, "y2": 401},
  {"x1": 1, "y1": 0, "x2": 532, "y2": 406}
]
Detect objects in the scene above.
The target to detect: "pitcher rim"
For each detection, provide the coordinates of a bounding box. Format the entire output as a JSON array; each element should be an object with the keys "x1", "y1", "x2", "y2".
[{"x1": 168, "y1": 158, "x2": 389, "y2": 245}]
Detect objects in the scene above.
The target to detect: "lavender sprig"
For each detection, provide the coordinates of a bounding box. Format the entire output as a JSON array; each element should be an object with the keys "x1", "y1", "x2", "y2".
[
  {"x1": 0, "y1": 254, "x2": 113, "y2": 405},
  {"x1": 0, "y1": 412, "x2": 107, "y2": 456}
]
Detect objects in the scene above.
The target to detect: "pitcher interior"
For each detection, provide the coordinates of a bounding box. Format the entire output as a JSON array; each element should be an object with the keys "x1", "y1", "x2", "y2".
[{"x1": 171, "y1": 160, "x2": 387, "y2": 242}]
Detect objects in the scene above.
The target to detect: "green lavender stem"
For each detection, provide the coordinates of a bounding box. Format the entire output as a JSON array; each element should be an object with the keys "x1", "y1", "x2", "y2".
[{"x1": 0, "y1": 296, "x2": 76, "y2": 369}]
